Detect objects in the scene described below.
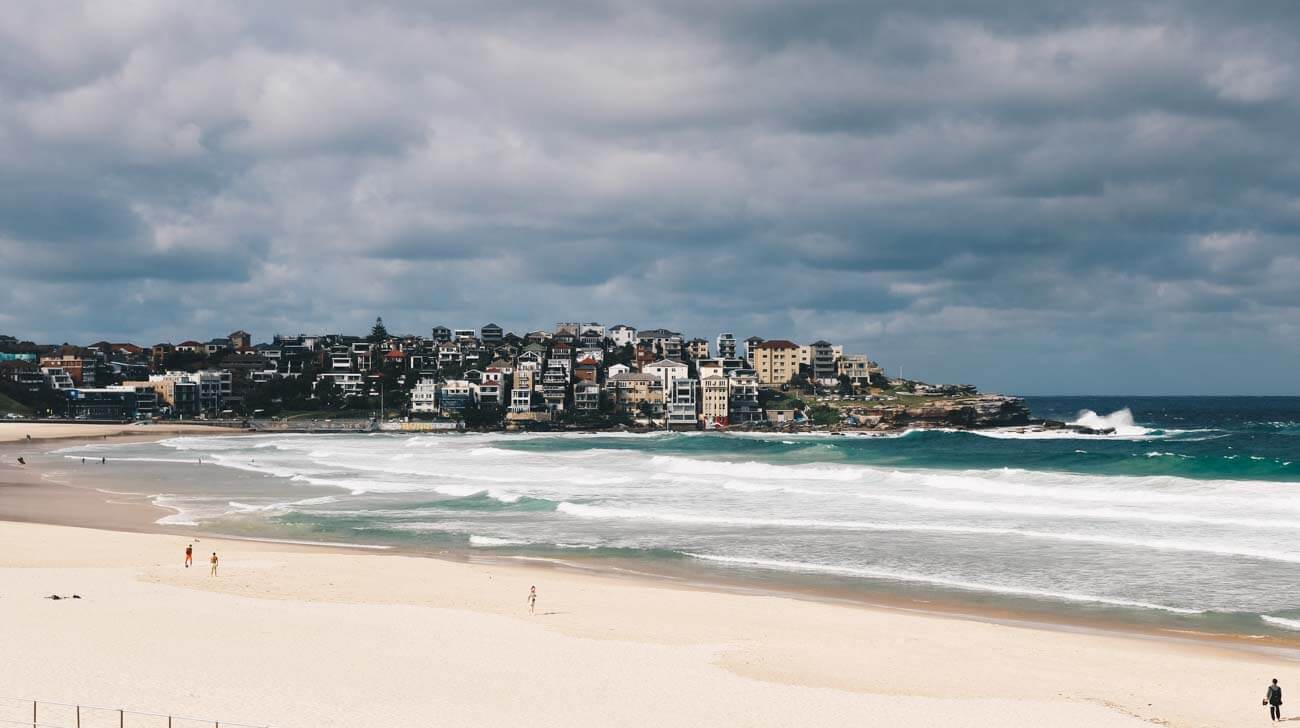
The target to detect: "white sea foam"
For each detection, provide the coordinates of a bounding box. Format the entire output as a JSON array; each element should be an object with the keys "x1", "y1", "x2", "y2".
[
  {"x1": 469, "y1": 535, "x2": 528, "y2": 547},
  {"x1": 73, "y1": 429, "x2": 1300, "y2": 619},
  {"x1": 1262, "y1": 616, "x2": 1300, "y2": 631},
  {"x1": 684, "y1": 553, "x2": 1203, "y2": 614}
]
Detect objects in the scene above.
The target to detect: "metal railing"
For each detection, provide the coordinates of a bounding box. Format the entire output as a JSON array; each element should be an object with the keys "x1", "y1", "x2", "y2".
[{"x1": 0, "y1": 697, "x2": 272, "y2": 728}]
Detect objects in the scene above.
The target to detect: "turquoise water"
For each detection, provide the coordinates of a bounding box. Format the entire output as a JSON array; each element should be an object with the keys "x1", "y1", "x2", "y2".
[{"x1": 51, "y1": 396, "x2": 1300, "y2": 637}]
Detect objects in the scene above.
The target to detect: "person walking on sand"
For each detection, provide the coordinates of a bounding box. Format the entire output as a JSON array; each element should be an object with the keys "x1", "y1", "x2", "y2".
[
  {"x1": 209, "y1": 552, "x2": 219, "y2": 576},
  {"x1": 1266, "y1": 678, "x2": 1283, "y2": 721},
  {"x1": 528, "y1": 585, "x2": 537, "y2": 615},
  {"x1": 185, "y1": 544, "x2": 193, "y2": 568}
]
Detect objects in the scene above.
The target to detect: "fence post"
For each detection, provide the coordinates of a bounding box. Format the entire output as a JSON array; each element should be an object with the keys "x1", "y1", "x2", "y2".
[
  {"x1": 76, "y1": 705, "x2": 81, "y2": 728},
  {"x1": 119, "y1": 708, "x2": 124, "y2": 728},
  {"x1": 31, "y1": 700, "x2": 35, "y2": 728}
]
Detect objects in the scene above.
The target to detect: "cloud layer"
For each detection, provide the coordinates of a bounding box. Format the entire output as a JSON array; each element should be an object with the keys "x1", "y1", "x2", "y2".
[{"x1": 2, "y1": 1, "x2": 1298, "y2": 394}]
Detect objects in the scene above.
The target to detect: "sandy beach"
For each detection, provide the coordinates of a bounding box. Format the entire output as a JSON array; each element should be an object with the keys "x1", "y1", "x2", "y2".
[
  {"x1": 0, "y1": 422, "x2": 244, "y2": 444},
  {"x1": 1, "y1": 425, "x2": 1295, "y2": 727}
]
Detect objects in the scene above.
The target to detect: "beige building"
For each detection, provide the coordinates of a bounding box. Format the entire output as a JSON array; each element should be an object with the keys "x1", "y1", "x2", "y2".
[
  {"x1": 609, "y1": 372, "x2": 664, "y2": 414},
  {"x1": 751, "y1": 340, "x2": 800, "y2": 386},
  {"x1": 838, "y1": 355, "x2": 882, "y2": 391},
  {"x1": 700, "y1": 375, "x2": 729, "y2": 426}
]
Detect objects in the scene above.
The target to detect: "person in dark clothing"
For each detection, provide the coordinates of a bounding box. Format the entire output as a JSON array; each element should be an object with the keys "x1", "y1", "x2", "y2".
[{"x1": 1266, "y1": 679, "x2": 1283, "y2": 722}]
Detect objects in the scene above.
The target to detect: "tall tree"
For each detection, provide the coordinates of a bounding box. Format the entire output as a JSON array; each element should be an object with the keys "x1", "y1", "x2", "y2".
[{"x1": 368, "y1": 317, "x2": 389, "y2": 343}]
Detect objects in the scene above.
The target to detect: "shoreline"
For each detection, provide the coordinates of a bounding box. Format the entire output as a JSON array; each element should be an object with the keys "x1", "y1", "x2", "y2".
[
  {"x1": 4, "y1": 428, "x2": 1299, "y2": 660},
  {"x1": 3, "y1": 426, "x2": 1298, "y2": 726},
  {"x1": 2, "y1": 518, "x2": 1293, "y2": 726}
]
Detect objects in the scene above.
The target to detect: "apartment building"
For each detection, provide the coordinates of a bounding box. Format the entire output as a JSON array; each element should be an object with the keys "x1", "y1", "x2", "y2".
[
  {"x1": 700, "y1": 375, "x2": 729, "y2": 426},
  {"x1": 751, "y1": 340, "x2": 800, "y2": 386},
  {"x1": 667, "y1": 378, "x2": 698, "y2": 429}
]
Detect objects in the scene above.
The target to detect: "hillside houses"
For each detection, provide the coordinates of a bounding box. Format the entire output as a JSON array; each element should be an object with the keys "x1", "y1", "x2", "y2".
[{"x1": 0, "y1": 321, "x2": 885, "y2": 427}]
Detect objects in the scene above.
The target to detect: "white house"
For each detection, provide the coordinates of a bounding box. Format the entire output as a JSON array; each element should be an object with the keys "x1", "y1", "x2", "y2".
[
  {"x1": 608, "y1": 324, "x2": 637, "y2": 348},
  {"x1": 410, "y1": 377, "x2": 439, "y2": 414},
  {"x1": 643, "y1": 358, "x2": 688, "y2": 391}
]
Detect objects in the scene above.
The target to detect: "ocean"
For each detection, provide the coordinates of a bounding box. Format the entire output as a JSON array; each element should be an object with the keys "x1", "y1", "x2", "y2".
[{"x1": 49, "y1": 396, "x2": 1300, "y2": 638}]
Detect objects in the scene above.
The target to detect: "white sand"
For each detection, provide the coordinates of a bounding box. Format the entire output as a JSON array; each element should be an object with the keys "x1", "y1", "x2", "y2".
[
  {"x1": 0, "y1": 422, "x2": 239, "y2": 443},
  {"x1": 0, "y1": 521, "x2": 1291, "y2": 728}
]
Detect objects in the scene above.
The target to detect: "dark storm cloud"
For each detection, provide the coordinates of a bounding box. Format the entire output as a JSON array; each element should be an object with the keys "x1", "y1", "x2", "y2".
[{"x1": 1, "y1": 0, "x2": 1299, "y2": 393}]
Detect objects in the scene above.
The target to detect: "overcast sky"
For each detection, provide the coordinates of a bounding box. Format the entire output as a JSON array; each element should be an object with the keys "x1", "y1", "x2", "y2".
[{"x1": 2, "y1": 2, "x2": 1298, "y2": 395}]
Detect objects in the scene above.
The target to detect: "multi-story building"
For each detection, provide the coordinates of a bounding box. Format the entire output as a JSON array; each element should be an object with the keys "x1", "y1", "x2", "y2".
[
  {"x1": 228, "y1": 330, "x2": 252, "y2": 349},
  {"x1": 751, "y1": 340, "x2": 800, "y2": 386},
  {"x1": 476, "y1": 368, "x2": 504, "y2": 405},
  {"x1": 686, "y1": 338, "x2": 710, "y2": 360},
  {"x1": 809, "y1": 340, "x2": 838, "y2": 384},
  {"x1": 700, "y1": 375, "x2": 729, "y2": 427},
  {"x1": 743, "y1": 336, "x2": 765, "y2": 364},
  {"x1": 314, "y1": 371, "x2": 366, "y2": 398},
  {"x1": 509, "y1": 386, "x2": 534, "y2": 413},
  {"x1": 573, "y1": 381, "x2": 601, "y2": 415},
  {"x1": 430, "y1": 326, "x2": 452, "y2": 343},
  {"x1": 66, "y1": 387, "x2": 141, "y2": 420},
  {"x1": 541, "y1": 361, "x2": 570, "y2": 412},
  {"x1": 838, "y1": 355, "x2": 882, "y2": 391},
  {"x1": 728, "y1": 371, "x2": 763, "y2": 423},
  {"x1": 39, "y1": 354, "x2": 94, "y2": 387},
  {"x1": 637, "y1": 329, "x2": 683, "y2": 360},
  {"x1": 643, "y1": 358, "x2": 688, "y2": 391},
  {"x1": 143, "y1": 374, "x2": 199, "y2": 416},
  {"x1": 716, "y1": 333, "x2": 736, "y2": 359},
  {"x1": 480, "y1": 323, "x2": 504, "y2": 347},
  {"x1": 437, "y1": 380, "x2": 474, "y2": 414},
  {"x1": 553, "y1": 322, "x2": 583, "y2": 336},
  {"x1": 667, "y1": 378, "x2": 698, "y2": 429},
  {"x1": 437, "y1": 342, "x2": 462, "y2": 368},
  {"x1": 608, "y1": 372, "x2": 663, "y2": 415},
  {"x1": 41, "y1": 367, "x2": 76, "y2": 390},
  {"x1": 410, "y1": 377, "x2": 439, "y2": 414},
  {"x1": 608, "y1": 324, "x2": 637, "y2": 349}
]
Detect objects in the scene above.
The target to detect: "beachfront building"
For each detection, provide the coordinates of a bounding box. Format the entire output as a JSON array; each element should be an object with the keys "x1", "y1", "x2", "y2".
[
  {"x1": 743, "y1": 336, "x2": 764, "y2": 365},
  {"x1": 667, "y1": 378, "x2": 698, "y2": 429},
  {"x1": 751, "y1": 340, "x2": 800, "y2": 386},
  {"x1": 808, "y1": 340, "x2": 838, "y2": 384},
  {"x1": 728, "y1": 371, "x2": 763, "y2": 424},
  {"x1": 541, "y1": 361, "x2": 569, "y2": 412},
  {"x1": 66, "y1": 387, "x2": 144, "y2": 420},
  {"x1": 437, "y1": 380, "x2": 474, "y2": 415},
  {"x1": 39, "y1": 354, "x2": 94, "y2": 387},
  {"x1": 574, "y1": 381, "x2": 601, "y2": 414},
  {"x1": 609, "y1": 372, "x2": 663, "y2": 416},
  {"x1": 41, "y1": 367, "x2": 76, "y2": 391},
  {"x1": 410, "y1": 377, "x2": 438, "y2": 414},
  {"x1": 143, "y1": 374, "x2": 199, "y2": 416},
  {"x1": 315, "y1": 371, "x2": 365, "y2": 399},
  {"x1": 838, "y1": 355, "x2": 882, "y2": 392},
  {"x1": 643, "y1": 359, "x2": 688, "y2": 391},
  {"x1": 700, "y1": 375, "x2": 729, "y2": 427},
  {"x1": 716, "y1": 333, "x2": 736, "y2": 359},
  {"x1": 475, "y1": 369, "x2": 504, "y2": 405}
]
